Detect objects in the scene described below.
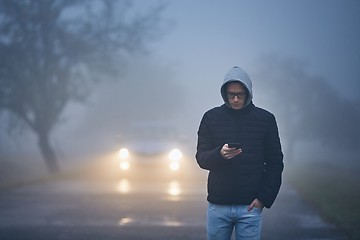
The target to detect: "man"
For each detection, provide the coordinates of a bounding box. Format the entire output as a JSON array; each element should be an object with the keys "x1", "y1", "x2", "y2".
[{"x1": 196, "y1": 66, "x2": 284, "y2": 240}]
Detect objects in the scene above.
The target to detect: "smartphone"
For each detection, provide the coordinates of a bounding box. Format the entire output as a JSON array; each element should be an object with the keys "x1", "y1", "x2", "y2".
[{"x1": 228, "y1": 143, "x2": 241, "y2": 149}]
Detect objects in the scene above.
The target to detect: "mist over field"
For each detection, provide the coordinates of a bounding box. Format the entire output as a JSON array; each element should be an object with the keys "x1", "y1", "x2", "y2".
[{"x1": 1, "y1": 0, "x2": 359, "y2": 178}]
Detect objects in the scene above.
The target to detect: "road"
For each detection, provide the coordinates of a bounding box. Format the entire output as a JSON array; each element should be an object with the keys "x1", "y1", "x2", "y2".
[{"x1": 0, "y1": 162, "x2": 349, "y2": 240}]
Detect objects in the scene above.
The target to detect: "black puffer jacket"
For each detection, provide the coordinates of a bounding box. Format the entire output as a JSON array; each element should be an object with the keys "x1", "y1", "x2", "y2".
[{"x1": 196, "y1": 102, "x2": 284, "y2": 208}]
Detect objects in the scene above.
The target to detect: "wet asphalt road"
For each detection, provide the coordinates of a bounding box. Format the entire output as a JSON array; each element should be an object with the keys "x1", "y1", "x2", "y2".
[{"x1": 0, "y1": 167, "x2": 349, "y2": 240}]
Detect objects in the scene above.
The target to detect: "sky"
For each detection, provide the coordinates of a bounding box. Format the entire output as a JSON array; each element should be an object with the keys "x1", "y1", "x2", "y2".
[
  {"x1": 149, "y1": 0, "x2": 360, "y2": 100},
  {"x1": 2, "y1": 0, "x2": 360, "y2": 163},
  {"x1": 75, "y1": 0, "x2": 360, "y2": 152},
  {"x1": 105, "y1": 0, "x2": 360, "y2": 145}
]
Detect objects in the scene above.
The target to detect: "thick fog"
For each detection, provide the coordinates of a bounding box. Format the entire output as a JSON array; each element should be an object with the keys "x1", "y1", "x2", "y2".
[{"x1": 1, "y1": 0, "x2": 360, "y2": 177}]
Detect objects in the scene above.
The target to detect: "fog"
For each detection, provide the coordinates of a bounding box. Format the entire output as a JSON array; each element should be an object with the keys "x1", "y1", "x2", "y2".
[{"x1": 1, "y1": 0, "x2": 360, "y2": 178}]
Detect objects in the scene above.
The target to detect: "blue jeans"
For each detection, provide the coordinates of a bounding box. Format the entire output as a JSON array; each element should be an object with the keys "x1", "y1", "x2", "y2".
[{"x1": 207, "y1": 203, "x2": 262, "y2": 240}]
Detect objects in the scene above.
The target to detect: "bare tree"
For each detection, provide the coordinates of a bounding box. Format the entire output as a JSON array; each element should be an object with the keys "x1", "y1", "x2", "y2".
[{"x1": 0, "y1": 0, "x2": 165, "y2": 173}]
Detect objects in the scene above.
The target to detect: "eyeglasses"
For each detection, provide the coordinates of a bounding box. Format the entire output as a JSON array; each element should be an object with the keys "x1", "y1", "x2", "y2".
[{"x1": 226, "y1": 92, "x2": 246, "y2": 99}]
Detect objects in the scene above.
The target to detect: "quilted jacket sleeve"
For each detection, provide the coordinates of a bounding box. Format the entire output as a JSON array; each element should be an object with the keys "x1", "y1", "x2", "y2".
[
  {"x1": 195, "y1": 114, "x2": 230, "y2": 171},
  {"x1": 257, "y1": 115, "x2": 284, "y2": 208}
]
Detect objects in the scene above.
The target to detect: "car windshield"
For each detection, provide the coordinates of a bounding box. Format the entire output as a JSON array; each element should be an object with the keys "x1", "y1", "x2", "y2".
[{"x1": 125, "y1": 121, "x2": 178, "y2": 141}]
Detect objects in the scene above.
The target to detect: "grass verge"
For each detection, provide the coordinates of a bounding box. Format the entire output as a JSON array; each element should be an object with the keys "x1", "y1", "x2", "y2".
[{"x1": 286, "y1": 161, "x2": 360, "y2": 240}]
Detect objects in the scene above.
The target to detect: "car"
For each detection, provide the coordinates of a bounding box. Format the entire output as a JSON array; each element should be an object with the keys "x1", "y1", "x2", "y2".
[{"x1": 114, "y1": 121, "x2": 189, "y2": 179}]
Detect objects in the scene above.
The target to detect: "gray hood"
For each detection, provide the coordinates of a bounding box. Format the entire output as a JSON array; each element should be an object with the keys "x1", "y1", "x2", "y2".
[{"x1": 221, "y1": 66, "x2": 253, "y2": 108}]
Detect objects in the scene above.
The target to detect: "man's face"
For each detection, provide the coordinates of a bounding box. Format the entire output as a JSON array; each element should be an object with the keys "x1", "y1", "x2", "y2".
[{"x1": 226, "y1": 82, "x2": 247, "y2": 110}]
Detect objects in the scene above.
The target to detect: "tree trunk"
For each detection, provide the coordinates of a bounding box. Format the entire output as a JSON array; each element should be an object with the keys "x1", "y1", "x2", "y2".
[{"x1": 38, "y1": 131, "x2": 60, "y2": 174}]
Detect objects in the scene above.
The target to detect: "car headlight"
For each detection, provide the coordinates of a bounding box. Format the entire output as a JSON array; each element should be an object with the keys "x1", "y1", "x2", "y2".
[
  {"x1": 120, "y1": 161, "x2": 130, "y2": 170},
  {"x1": 118, "y1": 148, "x2": 129, "y2": 159},
  {"x1": 169, "y1": 162, "x2": 180, "y2": 171},
  {"x1": 168, "y1": 148, "x2": 182, "y2": 161},
  {"x1": 118, "y1": 148, "x2": 130, "y2": 171}
]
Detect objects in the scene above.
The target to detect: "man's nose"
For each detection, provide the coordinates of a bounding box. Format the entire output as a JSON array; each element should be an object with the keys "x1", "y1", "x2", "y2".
[{"x1": 233, "y1": 95, "x2": 240, "y2": 101}]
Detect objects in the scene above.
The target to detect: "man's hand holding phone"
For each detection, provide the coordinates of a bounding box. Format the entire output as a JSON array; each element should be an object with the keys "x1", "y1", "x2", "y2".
[{"x1": 221, "y1": 143, "x2": 242, "y2": 159}]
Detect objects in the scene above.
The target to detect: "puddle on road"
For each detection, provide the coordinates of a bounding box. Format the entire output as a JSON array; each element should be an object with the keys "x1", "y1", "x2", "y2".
[
  {"x1": 115, "y1": 178, "x2": 184, "y2": 201},
  {"x1": 118, "y1": 216, "x2": 184, "y2": 227},
  {"x1": 118, "y1": 216, "x2": 203, "y2": 227}
]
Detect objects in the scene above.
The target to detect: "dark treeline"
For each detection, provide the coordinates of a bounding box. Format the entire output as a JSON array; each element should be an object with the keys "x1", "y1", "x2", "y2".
[{"x1": 254, "y1": 55, "x2": 360, "y2": 162}]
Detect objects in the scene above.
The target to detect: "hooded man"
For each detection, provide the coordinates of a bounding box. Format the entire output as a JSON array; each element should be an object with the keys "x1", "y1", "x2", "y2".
[{"x1": 196, "y1": 66, "x2": 284, "y2": 240}]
